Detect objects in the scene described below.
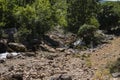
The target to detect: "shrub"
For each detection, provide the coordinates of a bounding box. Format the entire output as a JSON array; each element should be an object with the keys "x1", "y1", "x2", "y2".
[
  {"x1": 16, "y1": 27, "x2": 31, "y2": 43},
  {"x1": 66, "y1": 0, "x2": 99, "y2": 33},
  {"x1": 98, "y1": 2, "x2": 120, "y2": 31},
  {"x1": 78, "y1": 24, "x2": 98, "y2": 45},
  {"x1": 109, "y1": 58, "x2": 120, "y2": 73},
  {"x1": 89, "y1": 17, "x2": 100, "y2": 28},
  {"x1": 14, "y1": 0, "x2": 53, "y2": 41}
]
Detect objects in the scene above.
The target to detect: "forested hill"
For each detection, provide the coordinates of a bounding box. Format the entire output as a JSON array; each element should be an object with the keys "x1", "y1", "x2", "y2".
[{"x1": 0, "y1": 0, "x2": 120, "y2": 44}]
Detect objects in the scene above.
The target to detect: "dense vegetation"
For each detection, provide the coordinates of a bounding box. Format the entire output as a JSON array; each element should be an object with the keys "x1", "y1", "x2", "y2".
[{"x1": 0, "y1": 0, "x2": 120, "y2": 45}]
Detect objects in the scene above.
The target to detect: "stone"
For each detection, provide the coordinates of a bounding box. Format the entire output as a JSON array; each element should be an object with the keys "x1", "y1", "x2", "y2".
[
  {"x1": 50, "y1": 74, "x2": 72, "y2": 80},
  {"x1": 23, "y1": 52, "x2": 36, "y2": 57},
  {"x1": 6, "y1": 53, "x2": 13, "y2": 59},
  {"x1": 43, "y1": 35, "x2": 60, "y2": 47},
  {"x1": 56, "y1": 48, "x2": 65, "y2": 52},
  {"x1": 46, "y1": 54, "x2": 59, "y2": 60},
  {"x1": 12, "y1": 73, "x2": 23, "y2": 80},
  {"x1": 0, "y1": 59, "x2": 5, "y2": 63},
  {"x1": 60, "y1": 74, "x2": 72, "y2": 80},
  {"x1": 65, "y1": 49, "x2": 75, "y2": 54},
  {"x1": 112, "y1": 72, "x2": 120, "y2": 78},
  {"x1": 8, "y1": 43, "x2": 27, "y2": 52},
  {"x1": 40, "y1": 44, "x2": 56, "y2": 53}
]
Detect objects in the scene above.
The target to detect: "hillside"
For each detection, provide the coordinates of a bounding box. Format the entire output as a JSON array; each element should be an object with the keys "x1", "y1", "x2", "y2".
[{"x1": 0, "y1": 36, "x2": 120, "y2": 80}]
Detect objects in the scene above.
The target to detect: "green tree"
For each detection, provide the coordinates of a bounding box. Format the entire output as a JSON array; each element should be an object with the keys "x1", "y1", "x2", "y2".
[
  {"x1": 66, "y1": 0, "x2": 99, "y2": 33},
  {"x1": 14, "y1": 0, "x2": 53, "y2": 41},
  {"x1": 98, "y1": 2, "x2": 120, "y2": 31},
  {"x1": 49, "y1": 0, "x2": 67, "y2": 27}
]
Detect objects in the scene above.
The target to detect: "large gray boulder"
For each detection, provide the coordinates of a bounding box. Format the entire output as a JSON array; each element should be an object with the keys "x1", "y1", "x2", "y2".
[{"x1": 8, "y1": 43, "x2": 27, "y2": 52}]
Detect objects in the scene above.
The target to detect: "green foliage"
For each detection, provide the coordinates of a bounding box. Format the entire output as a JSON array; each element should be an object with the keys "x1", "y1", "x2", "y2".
[
  {"x1": 0, "y1": 0, "x2": 17, "y2": 28},
  {"x1": 88, "y1": 17, "x2": 100, "y2": 28},
  {"x1": 66, "y1": 0, "x2": 99, "y2": 33},
  {"x1": 16, "y1": 27, "x2": 31, "y2": 42},
  {"x1": 14, "y1": 0, "x2": 53, "y2": 40},
  {"x1": 0, "y1": 0, "x2": 68, "y2": 42},
  {"x1": 78, "y1": 24, "x2": 98, "y2": 37},
  {"x1": 98, "y1": 2, "x2": 120, "y2": 30},
  {"x1": 50, "y1": 0, "x2": 67, "y2": 27},
  {"x1": 78, "y1": 24, "x2": 98, "y2": 44},
  {"x1": 0, "y1": 0, "x2": 119, "y2": 44},
  {"x1": 109, "y1": 58, "x2": 120, "y2": 73}
]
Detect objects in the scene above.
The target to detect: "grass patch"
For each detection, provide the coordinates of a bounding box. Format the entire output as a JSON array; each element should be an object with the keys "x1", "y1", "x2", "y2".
[{"x1": 109, "y1": 58, "x2": 120, "y2": 73}]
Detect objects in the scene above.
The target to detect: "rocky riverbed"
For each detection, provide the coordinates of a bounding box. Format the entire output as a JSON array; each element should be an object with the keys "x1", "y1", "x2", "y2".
[{"x1": 0, "y1": 51, "x2": 95, "y2": 80}]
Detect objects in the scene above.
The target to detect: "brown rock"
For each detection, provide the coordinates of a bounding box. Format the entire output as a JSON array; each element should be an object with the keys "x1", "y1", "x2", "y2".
[
  {"x1": 56, "y1": 48, "x2": 65, "y2": 52},
  {"x1": 23, "y1": 52, "x2": 36, "y2": 57},
  {"x1": 40, "y1": 44, "x2": 56, "y2": 53},
  {"x1": 8, "y1": 43, "x2": 27, "y2": 52},
  {"x1": 50, "y1": 74, "x2": 72, "y2": 80},
  {"x1": 0, "y1": 59, "x2": 5, "y2": 63}
]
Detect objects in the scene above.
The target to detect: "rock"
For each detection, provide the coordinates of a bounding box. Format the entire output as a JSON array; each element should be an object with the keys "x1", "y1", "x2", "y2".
[
  {"x1": 73, "y1": 39, "x2": 85, "y2": 47},
  {"x1": 106, "y1": 35, "x2": 114, "y2": 40},
  {"x1": 0, "y1": 59, "x2": 5, "y2": 63},
  {"x1": 65, "y1": 49, "x2": 75, "y2": 54},
  {"x1": 44, "y1": 35, "x2": 60, "y2": 47},
  {"x1": 40, "y1": 44, "x2": 56, "y2": 53},
  {"x1": 60, "y1": 74, "x2": 72, "y2": 80},
  {"x1": 112, "y1": 72, "x2": 120, "y2": 78},
  {"x1": 50, "y1": 74, "x2": 72, "y2": 80},
  {"x1": 23, "y1": 52, "x2": 36, "y2": 57},
  {"x1": 56, "y1": 48, "x2": 65, "y2": 52},
  {"x1": 12, "y1": 73, "x2": 23, "y2": 80},
  {"x1": 46, "y1": 54, "x2": 59, "y2": 60},
  {"x1": 8, "y1": 43, "x2": 26, "y2": 52},
  {"x1": 6, "y1": 53, "x2": 13, "y2": 59},
  {"x1": 0, "y1": 42, "x2": 7, "y2": 53}
]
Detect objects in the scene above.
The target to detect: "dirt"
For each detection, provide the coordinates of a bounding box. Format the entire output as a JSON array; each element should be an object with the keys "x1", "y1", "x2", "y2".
[
  {"x1": 90, "y1": 37, "x2": 120, "y2": 80},
  {"x1": 0, "y1": 36, "x2": 120, "y2": 80}
]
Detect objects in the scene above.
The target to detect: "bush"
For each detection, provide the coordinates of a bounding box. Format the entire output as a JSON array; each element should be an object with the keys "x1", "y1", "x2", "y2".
[
  {"x1": 14, "y1": 0, "x2": 53, "y2": 41},
  {"x1": 109, "y1": 58, "x2": 120, "y2": 73},
  {"x1": 16, "y1": 27, "x2": 31, "y2": 43},
  {"x1": 78, "y1": 24, "x2": 98, "y2": 45},
  {"x1": 66, "y1": 0, "x2": 99, "y2": 33},
  {"x1": 98, "y1": 2, "x2": 120, "y2": 31},
  {"x1": 89, "y1": 17, "x2": 100, "y2": 28}
]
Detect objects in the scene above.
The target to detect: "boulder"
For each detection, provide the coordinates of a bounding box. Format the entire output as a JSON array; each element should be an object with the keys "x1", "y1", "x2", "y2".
[
  {"x1": 65, "y1": 49, "x2": 75, "y2": 54},
  {"x1": 112, "y1": 72, "x2": 120, "y2": 78},
  {"x1": 43, "y1": 35, "x2": 60, "y2": 47},
  {"x1": 60, "y1": 74, "x2": 72, "y2": 80},
  {"x1": 8, "y1": 43, "x2": 26, "y2": 52},
  {"x1": 50, "y1": 74, "x2": 72, "y2": 80},
  {"x1": 12, "y1": 73, "x2": 23, "y2": 80},
  {"x1": 46, "y1": 54, "x2": 59, "y2": 60},
  {"x1": 23, "y1": 52, "x2": 36, "y2": 57},
  {"x1": 0, "y1": 59, "x2": 5, "y2": 63},
  {"x1": 56, "y1": 48, "x2": 65, "y2": 52},
  {"x1": 6, "y1": 53, "x2": 13, "y2": 59},
  {"x1": 40, "y1": 44, "x2": 56, "y2": 53}
]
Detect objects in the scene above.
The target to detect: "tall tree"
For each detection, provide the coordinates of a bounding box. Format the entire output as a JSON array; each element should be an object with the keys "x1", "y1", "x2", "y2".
[{"x1": 67, "y1": 0, "x2": 99, "y2": 33}]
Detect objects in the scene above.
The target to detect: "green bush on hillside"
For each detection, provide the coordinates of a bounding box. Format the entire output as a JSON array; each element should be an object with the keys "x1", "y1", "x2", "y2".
[
  {"x1": 78, "y1": 24, "x2": 98, "y2": 45},
  {"x1": 13, "y1": 0, "x2": 53, "y2": 41}
]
